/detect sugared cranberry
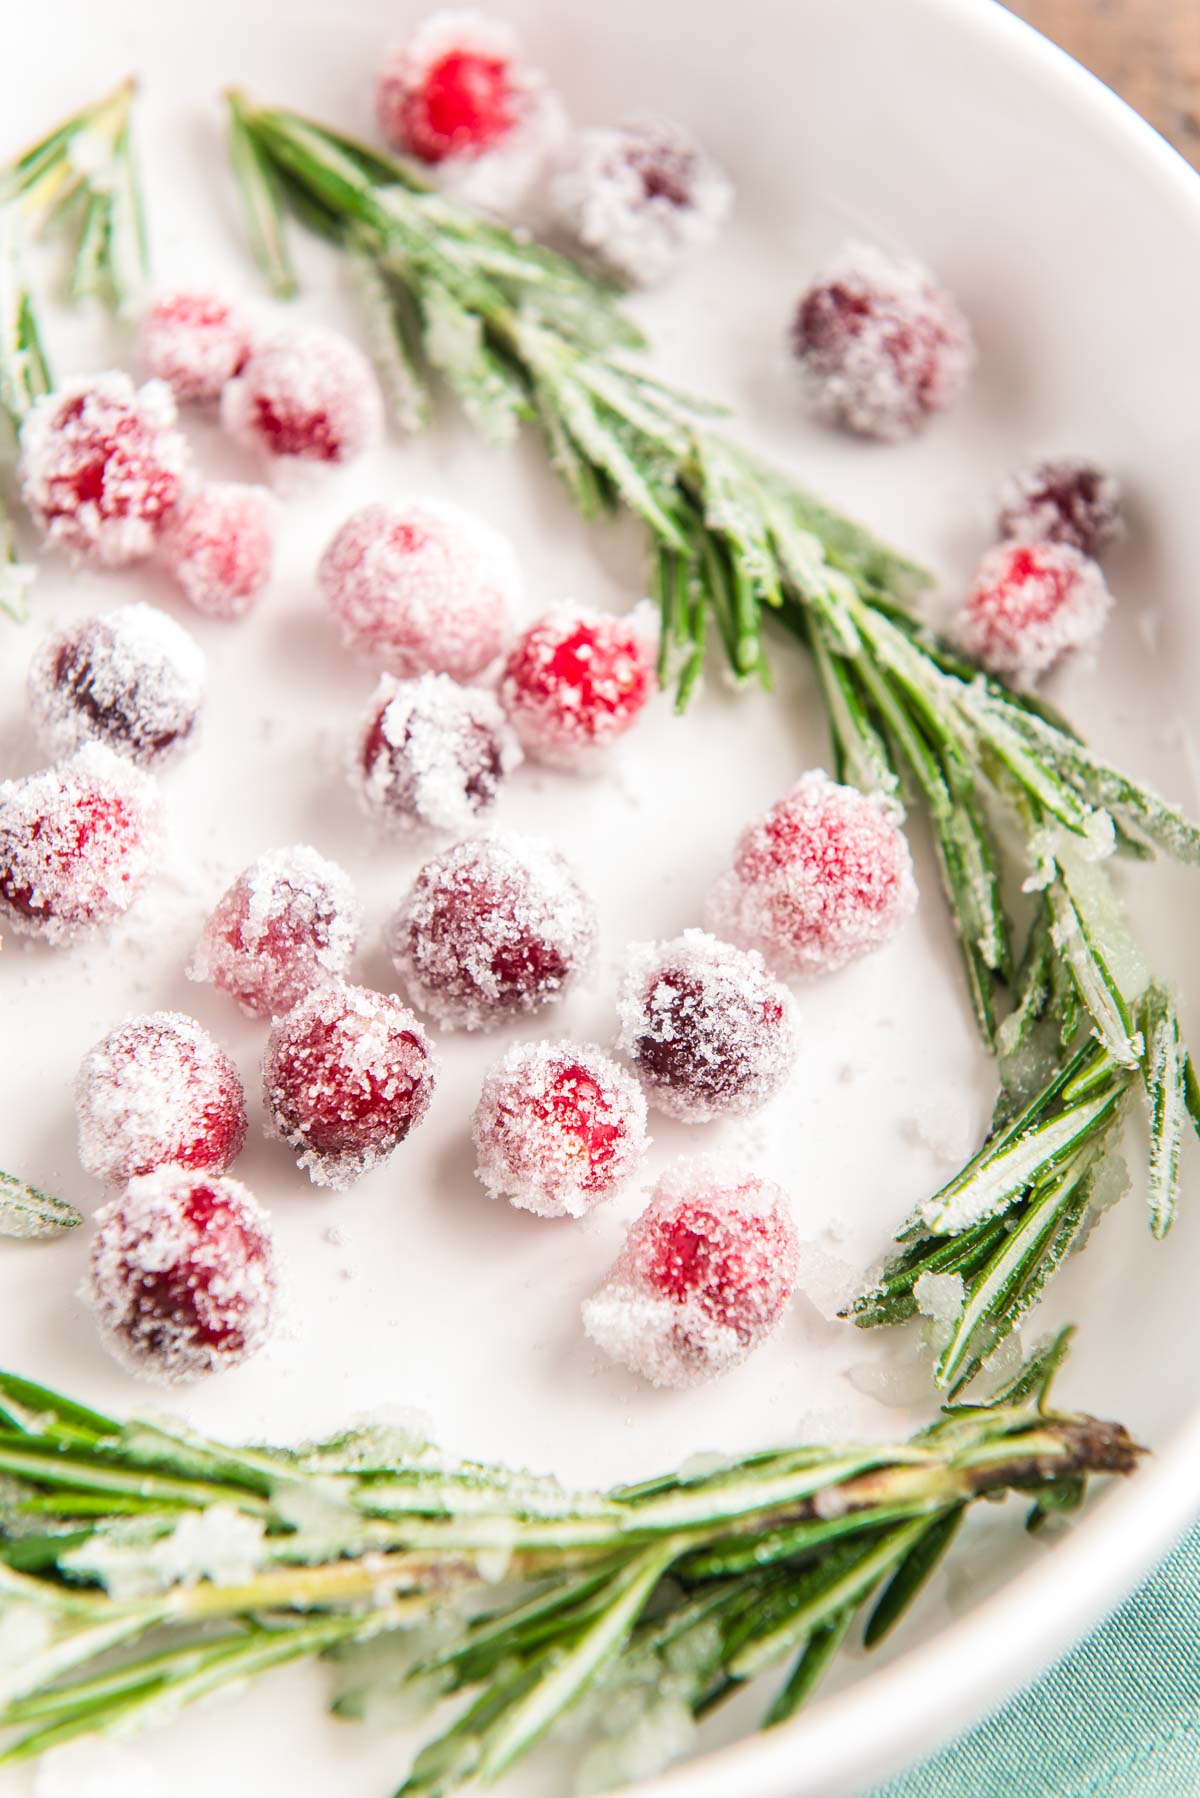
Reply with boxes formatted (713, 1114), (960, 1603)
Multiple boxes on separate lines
(139, 290), (253, 404)
(498, 603), (658, 767)
(221, 324), (383, 467)
(582, 1162), (798, 1386)
(263, 981), (436, 1188)
(387, 833), (597, 1030)
(84, 1168), (276, 1383)
(76, 1012), (247, 1185)
(617, 929), (798, 1122)
(552, 118), (733, 287)
(189, 844), (361, 1020)
(708, 772), (917, 976)
(790, 243), (974, 441)
(376, 13), (566, 217)
(319, 500), (520, 681)
(18, 374), (190, 566)
(27, 603), (205, 770)
(996, 457), (1123, 559)
(0, 744), (160, 944)
(957, 540), (1112, 685)
(353, 671), (521, 835)
(382, 46), (513, 161)
(472, 1040), (648, 1218)
(161, 483), (277, 620)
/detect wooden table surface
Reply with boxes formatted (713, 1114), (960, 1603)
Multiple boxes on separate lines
(1006, 0), (1200, 167)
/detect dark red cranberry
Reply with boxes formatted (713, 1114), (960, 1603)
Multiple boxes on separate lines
(263, 982), (436, 1188)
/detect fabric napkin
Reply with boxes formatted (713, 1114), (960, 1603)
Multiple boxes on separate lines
(868, 1517), (1200, 1797)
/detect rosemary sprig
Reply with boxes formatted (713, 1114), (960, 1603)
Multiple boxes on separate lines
(0, 1340), (1138, 1786)
(223, 98), (1200, 1383)
(0, 1173), (81, 1241)
(0, 501), (33, 625)
(2, 77), (149, 314)
(0, 211), (50, 621)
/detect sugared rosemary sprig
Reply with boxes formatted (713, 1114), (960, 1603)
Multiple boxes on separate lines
(224, 98), (1200, 1384)
(0, 1173), (80, 1240)
(0, 212), (50, 620)
(786, 588), (1200, 1387)
(2, 77), (148, 314)
(0, 1339), (1138, 1787)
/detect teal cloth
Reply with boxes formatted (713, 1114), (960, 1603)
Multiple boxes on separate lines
(869, 1519), (1200, 1797)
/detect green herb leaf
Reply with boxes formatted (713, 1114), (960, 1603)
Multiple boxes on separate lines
(0, 1172), (81, 1240)
(1140, 985), (1187, 1238)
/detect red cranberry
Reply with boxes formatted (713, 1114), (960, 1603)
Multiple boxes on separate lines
(708, 772), (917, 977)
(318, 500), (520, 681)
(18, 373), (190, 566)
(189, 844), (361, 1020)
(76, 1012), (247, 1186)
(617, 929), (798, 1121)
(221, 325), (382, 466)
(377, 15), (532, 162)
(791, 243), (974, 441)
(263, 982), (436, 1188)
(85, 1169), (276, 1383)
(582, 1163), (798, 1386)
(354, 672), (521, 835)
(397, 49), (514, 161)
(957, 540), (1112, 685)
(0, 745), (160, 943)
(387, 833), (597, 1031)
(996, 457), (1123, 558)
(472, 1040), (648, 1217)
(27, 603), (205, 770)
(139, 290), (253, 404)
(162, 483), (277, 621)
(498, 604), (658, 766)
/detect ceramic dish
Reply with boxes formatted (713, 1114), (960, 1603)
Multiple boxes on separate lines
(3, 1), (1200, 1793)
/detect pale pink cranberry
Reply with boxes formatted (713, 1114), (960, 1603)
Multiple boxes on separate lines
(162, 483), (277, 621)
(319, 500), (520, 681)
(0, 744), (160, 944)
(386, 833), (597, 1031)
(84, 1168), (276, 1383)
(221, 324), (383, 467)
(76, 1012), (247, 1185)
(552, 117), (733, 286)
(263, 982), (436, 1188)
(19, 374), (190, 566)
(498, 603), (658, 767)
(189, 845), (361, 1020)
(472, 1040), (648, 1218)
(582, 1162), (798, 1386)
(616, 929), (798, 1122)
(957, 540), (1112, 685)
(707, 772), (917, 976)
(139, 290), (253, 404)
(27, 603), (205, 770)
(791, 243), (974, 441)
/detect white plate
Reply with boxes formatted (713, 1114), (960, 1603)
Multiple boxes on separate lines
(3, 1), (1200, 1794)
